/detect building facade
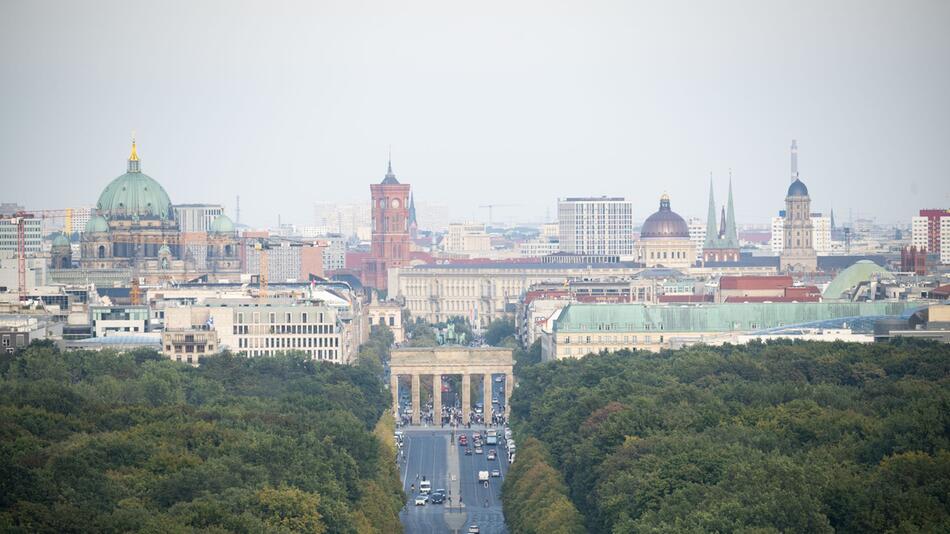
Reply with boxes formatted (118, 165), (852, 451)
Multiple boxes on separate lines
(391, 261), (644, 328)
(0, 218), (42, 254)
(558, 197), (634, 257)
(444, 223), (492, 256)
(363, 160), (411, 290)
(542, 301), (919, 360)
(637, 194), (694, 269)
(164, 298), (355, 363)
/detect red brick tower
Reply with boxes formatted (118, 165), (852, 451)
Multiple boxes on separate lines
(363, 159), (411, 291)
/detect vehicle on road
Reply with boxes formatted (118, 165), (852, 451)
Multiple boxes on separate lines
(474, 446), (483, 454)
(468, 525), (480, 533)
(491, 469), (501, 477)
(465, 447), (473, 455)
(420, 480), (431, 494)
(430, 491), (446, 504)
(487, 450), (496, 460)
(414, 494), (427, 506)
(494, 375), (504, 382)
(478, 470), (490, 483)
(486, 429), (497, 445)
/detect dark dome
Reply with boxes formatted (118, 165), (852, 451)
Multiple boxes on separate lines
(641, 194), (689, 239)
(787, 178), (809, 197)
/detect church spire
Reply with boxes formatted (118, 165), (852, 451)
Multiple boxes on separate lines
(704, 173), (718, 247)
(127, 133), (141, 173)
(382, 147), (399, 184)
(724, 170), (738, 247)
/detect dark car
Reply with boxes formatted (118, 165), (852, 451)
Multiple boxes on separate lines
(430, 491), (446, 504)
(465, 447), (473, 455)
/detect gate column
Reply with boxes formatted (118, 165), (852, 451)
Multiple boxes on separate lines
(433, 372), (442, 426)
(462, 373), (471, 426)
(411, 373), (421, 425)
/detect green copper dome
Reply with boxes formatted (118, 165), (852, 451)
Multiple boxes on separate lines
(210, 214), (235, 234)
(95, 142), (173, 219)
(85, 215), (109, 233)
(51, 233), (70, 248)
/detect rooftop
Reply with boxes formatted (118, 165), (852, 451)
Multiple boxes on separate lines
(553, 301), (920, 334)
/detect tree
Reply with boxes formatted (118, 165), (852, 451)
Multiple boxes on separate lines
(485, 317), (516, 346)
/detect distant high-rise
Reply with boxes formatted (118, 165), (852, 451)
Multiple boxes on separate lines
(558, 197), (633, 257)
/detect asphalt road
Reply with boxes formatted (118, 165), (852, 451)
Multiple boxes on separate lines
(399, 428), (509, 534)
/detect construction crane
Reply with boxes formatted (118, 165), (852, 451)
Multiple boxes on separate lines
(478, 203), (521, 226)
(0, 212), (35, 301)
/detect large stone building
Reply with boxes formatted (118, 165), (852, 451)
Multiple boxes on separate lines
(637, 194), (695, 269)
(558, 196), (634, 257)
(391, 260), (643, 328)
(164, 298), (358, 364)
(541, 301), (920, 360)
(77, 140), (241, 282)
(363, 160), (411, 290)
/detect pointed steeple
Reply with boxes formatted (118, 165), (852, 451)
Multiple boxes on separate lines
(830, 208), (836, 230)
(127, 134), (141, 173)
(704, 174), (718, 247)
(408, 193), (417, 226)
(724, 171), (738, 247)
(382, 148), (399, 184)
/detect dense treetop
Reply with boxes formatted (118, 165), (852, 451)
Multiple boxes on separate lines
(0, 344), (403, 533)
(507, 339), (950, 533)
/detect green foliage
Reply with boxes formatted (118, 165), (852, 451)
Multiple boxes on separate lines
(484, 317), (516, 346)
(502, 437), (585, 534)
(405, 318), (438, 347)
(507, 340), (950, 533)
(0, 345), (403, 532)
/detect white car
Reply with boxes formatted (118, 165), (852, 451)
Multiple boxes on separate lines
(468, 525), (480, 533)
(414, 494), (427, 506)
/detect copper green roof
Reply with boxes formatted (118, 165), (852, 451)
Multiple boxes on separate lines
(210, 214), (235, 234)
(96, 145), (173, 220)
(823, 260), (893, 299)
(51, 233), (70, 247)
(84, 215), (109, 233)
(553, 301), (918, 334)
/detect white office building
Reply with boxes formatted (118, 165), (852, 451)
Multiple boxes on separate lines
(688, 217), (706, 258)
(558, 197), (634, 257)
(0, 218), (42, 253)
(941, 216), (950, 265)
(812, 215), (832, 254)
(444, 223), (492, 256)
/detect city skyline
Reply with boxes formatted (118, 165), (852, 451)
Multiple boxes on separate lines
(3, 1), (949, 227)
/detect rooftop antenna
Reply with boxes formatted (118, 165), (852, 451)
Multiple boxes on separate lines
(236, 195), (241, 225)
(790, 139), (798, 183)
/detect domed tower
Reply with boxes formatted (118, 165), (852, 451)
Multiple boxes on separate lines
(50, 233), (72, 269)
(638, 193), (694, 269)
(207, 214), (240, 273)
(82, 138), (179, 269)
(81, 214), (113, 268)
(780, 141), (817, 272)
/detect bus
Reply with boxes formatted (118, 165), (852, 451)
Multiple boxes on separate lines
(486, 429), (497, 445)
(420, 480), (431, 495)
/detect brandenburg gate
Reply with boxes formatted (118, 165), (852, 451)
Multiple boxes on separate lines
(390, 346), (514, 425)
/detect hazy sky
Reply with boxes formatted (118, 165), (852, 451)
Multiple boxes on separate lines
(2, 0), (948, 228)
